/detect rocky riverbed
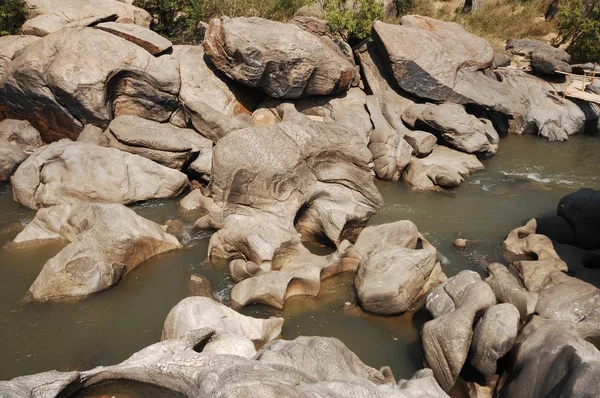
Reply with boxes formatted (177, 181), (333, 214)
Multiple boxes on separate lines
(1, 1), (600, 397)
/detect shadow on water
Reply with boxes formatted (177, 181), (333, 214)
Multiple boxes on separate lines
(0, 134), (599, 393)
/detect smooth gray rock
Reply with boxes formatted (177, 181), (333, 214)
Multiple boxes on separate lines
(11, 141), (188, 209)
(530, 52), (572, 75)
(505, 38), (571, 62)
(558, 188), (600, 249)
(22, 0), (151, 37)
(354, 220), (420, 257)
(0, 27), (180, 142)
(203, 17), (356, 99)
(12, 203), (181, 301)
(0, 35), (40, 78)
(0, 119), (43, 181)
(95, 22), (172, 55)
(484, 263), (538, 321)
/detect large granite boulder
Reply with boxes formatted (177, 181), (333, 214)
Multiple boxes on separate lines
(11, 203), (181, 301)
(372, 17), (494, 103)
(95, 22), (172, 55)
(22, 0), (151, 37)
(0, 35), (40, 79)
(203, 17), (356, 99)
(99, 115), (213, 170)
(0, 119), (43, 181)
(498, 317), (600, 398)
(0, 27), (180, 142)
(162, 296), (283, 352)
(0, 328), (449, 397)
(557, 188), (600, 250)
(506, 38), (571, 75)
(11, 141), (188, 209)
(423, 271), (497, 391)
(402, 145), (484, 190)
(484, 263), (538, 321)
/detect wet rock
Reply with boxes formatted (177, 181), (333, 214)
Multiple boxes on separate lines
(484, 263), (538, 321)
(0, 35), (40, 78)
(22, 0), (151, 37)
(453, 238), (468, 250)
(469, 303), (520, 380)
(162, 296), (283, 347)
(355, 246), (444, 314)
(557, 188), (600, 250)
(0, 27), (180, 142)
(187, 274), (216, 300)
(403, 145), (484, 191)
(99, 115), (212, 170)
(12, 203), (181, 301)
(373, 17), (493, 102)
(423, 270), (496, 391)
(498, 316), (600, 398)
(95, 22), (172, 55)
(503, 219), (568, 292)
(11, 141), (188, 209)
(415, 103), (497, 155)
(0, 119), (43, 182)
(203, 17), (355, 99)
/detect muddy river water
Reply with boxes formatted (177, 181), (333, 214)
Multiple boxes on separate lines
(1, 134), (599, 396)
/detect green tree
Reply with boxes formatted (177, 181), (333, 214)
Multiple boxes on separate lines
(0, 0), (27, 36)
(326, 0), (383, 42)
(133, 0), (204, 44)
(557, 0), (600, 62)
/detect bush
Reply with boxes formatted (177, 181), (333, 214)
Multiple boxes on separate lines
(0, 0), (27, 36)
(134, 0), (306, 44)
(326, 0), (383, 42)
(557, 0), (600, 62)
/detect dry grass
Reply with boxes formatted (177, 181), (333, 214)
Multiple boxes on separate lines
(399, 0), (558, 52)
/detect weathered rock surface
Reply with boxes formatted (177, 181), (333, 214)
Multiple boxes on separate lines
(0, 119), (43, 181)
(469, 303), (520, 380)
(373, 17), (493, 102)
(415, 103), (497, 154)
(423, 271), (496, 391)
(484, 263), (538, 320)
(187, 274), (216, 299)
(0, 27), (180, 141)
(99, 115), (212, 170)
(203, 17), (356, 99)
(11, 141), (188, 209)
(162, 296), (283, 349)
(506, 38), (571, 76)
(12, 203), (181, 301)
(498, 317), (600, 398)
(22, 0), (151, 37)
(356, 246), (443, 314)
(530, 52), (572, 74)
(557, 188), (600, 250)
(403, 145), (484, 190)
(0, 35), (40, 78)
(354, 220), (420, 258)
(95, 22), (172, 55)
(0, 328), (449, 397)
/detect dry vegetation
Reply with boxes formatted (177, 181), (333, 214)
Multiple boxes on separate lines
(402, 0), (557, 51)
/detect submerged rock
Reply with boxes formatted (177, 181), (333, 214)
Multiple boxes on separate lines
(0, 27), (180, 141)
(203, 17), (355, 99)
(12, 203), (181, 301)
(22, 0), (151, 37)
(11, 141), (188, 209)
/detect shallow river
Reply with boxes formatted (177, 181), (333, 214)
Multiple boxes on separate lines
(1, 134), (599, 396)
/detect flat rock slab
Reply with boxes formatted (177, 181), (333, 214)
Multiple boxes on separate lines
(204, 16), (356, 99)
(96, 22), (172, 55)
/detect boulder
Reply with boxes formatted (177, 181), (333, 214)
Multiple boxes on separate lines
(99, 115), (213, 170)
(187, 274), (216, 299)
(484, 263), (538, 321)
(75, 124), (103, 144)
(162, 296), (283, 347)
(557, 188), (600, 249)
(353, 220), (420, 257)
(469, 303), (520, 380)
(0, 119), (43, 181)
(498, 317), (600, 398)
(355, 246), (444, 314)
(291, 16), (329, 37)
(95, 22), (172, 55)
(0, 35), (40, 78)
(372, 17), (493, 102)
(402, 145), (484, 190)
(203, 17), (356, 99)
(492, 53), (511, 68)
(415, 103), (497, 154)
(505, 38), (571, 62)
(11, 140), (188, 209)
(0, 27), (180, 142)
(423, 271), (497, 391)
(12, 203), (181, 301)
(530, 52), (572, 75)
(22, 0), (151, 37)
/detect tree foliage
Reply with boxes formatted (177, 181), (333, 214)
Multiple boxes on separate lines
(325, 0), (383, 42)
(0, 0), (27, 36)
(557, 0), (600, 62)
